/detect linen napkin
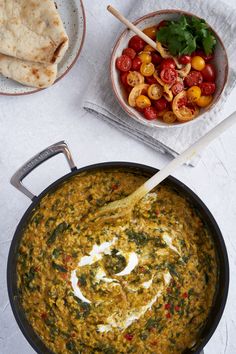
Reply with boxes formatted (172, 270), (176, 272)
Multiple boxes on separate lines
(84, 0), (236, 165)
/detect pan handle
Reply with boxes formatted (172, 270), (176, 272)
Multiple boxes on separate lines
(10, 141), (77, 200)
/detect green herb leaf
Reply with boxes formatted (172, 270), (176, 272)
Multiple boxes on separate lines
(52, 261), (67, 273)
(47, 222), (68, 245)
(126, 229), (149, 246)
(157, 15), (216, 56)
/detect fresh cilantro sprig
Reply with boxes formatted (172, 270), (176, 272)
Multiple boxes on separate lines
(157, 15), (217, 56)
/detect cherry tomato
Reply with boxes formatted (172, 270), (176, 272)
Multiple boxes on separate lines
(138, 52), (152, 64)
(151, 52), (162, 65)
(201, 64), (216, 82)
(156, 20), (168, 31)
(194, 50), (214, 62)
(185, 71), (203, 87)
(124, 333), (134, 341)
(116, 55), (132, 72)
(143, 26), (157, 40)
(160, 58), (176, 71)
(146, 75), (157, 85)
(147, 84), (163, 100)
(132, 57), (142, 71)
(179, 55), (191, 65)
(122, 47), (136, 60)
(163, 111), (177, 124)
(127, 71), (144, 86)
(196, 95), (213, 107)
(172, 82), (184, 96)
(200, 82), (216, 96)
(143, 106), (158, 120)
(120, 72), (129, 86)
(140, 62), (155, 77)
(154, 97), (168, 111)
(187, 86), (201, 102)
(160, 68), (177, 84)
(128, 84), (149, 107)
(143, 44), (156, 52)
(136, 95), (151, 109)
(172, 91), (199, 122)
(191, 56), (206, 71)
(128, 35), (145, 53)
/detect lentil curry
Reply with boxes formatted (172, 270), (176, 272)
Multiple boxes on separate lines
(17, 169), (217, 354)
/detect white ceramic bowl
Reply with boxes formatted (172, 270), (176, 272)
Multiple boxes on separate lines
(110, 10), (229, 128)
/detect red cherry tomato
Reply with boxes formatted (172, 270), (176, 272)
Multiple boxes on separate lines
(177, 96), (188, 108)
(132, 57), (142, 71)
(157, 20), (168, 31)
(128, 35), (145, 53)
(179, 55), (191, 65)
(194, 50), (214, 62)
(120, 72), (129, 86)
(122, 47), (136, 60)
(160, 58), (176, 70)
(116, 55), (132, 72)
(151, 52), (162, 65)
(154, 97), (168, 111)
(201, 64), (216, 82)
(146, 75), (157, 85)
(200, 82), (216, 95)
(124, 334), (134, 341)
(185, 71), (203, 87)
(172, 82), (184, 96)
(143, 106), (158, 120)
(160, 68), (177, 84)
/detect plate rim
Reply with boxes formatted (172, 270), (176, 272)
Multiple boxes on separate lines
(0, 0), (86, 96)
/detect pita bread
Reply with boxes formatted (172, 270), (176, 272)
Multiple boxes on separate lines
(0, 0), (69, 64)
(0, 54), (57, 88)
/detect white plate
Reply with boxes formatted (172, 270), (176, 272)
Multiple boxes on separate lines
(0, 0), (86, 96)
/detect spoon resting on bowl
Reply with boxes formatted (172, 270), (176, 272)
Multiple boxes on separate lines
(94, 111), (236, 223)
(107, 5), (180, 65)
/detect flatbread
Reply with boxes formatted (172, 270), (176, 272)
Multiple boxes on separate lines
(0, 0), (69, 64)
(0, 54), (58, 88)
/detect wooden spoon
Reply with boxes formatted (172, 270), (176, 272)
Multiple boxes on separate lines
(107, 5), (180, 65)
(107, 5), (157, 51)
(95, 111), (236, 223)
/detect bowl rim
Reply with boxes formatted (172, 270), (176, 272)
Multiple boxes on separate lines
(110, 9), (229, 128)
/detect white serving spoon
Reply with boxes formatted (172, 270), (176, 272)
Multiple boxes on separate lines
(95, 111), (236, 223)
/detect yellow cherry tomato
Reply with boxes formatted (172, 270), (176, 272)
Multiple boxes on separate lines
(143, 44), (156, 53)
(196, 95), (213, 107)
(143, 26), (157, 40)
(138, 52), (152, 64)
(136, 95), (151, 109)
(148, 84), (163, 100)
(127, 71), (144, 87)
(128, 84), (149, 107)
(187, 86), (202, 102)
(140, 62), (155, 77)
(163, 111), (177, 124)
(191, 56), (206, 71)
(172, 91), (199, 122)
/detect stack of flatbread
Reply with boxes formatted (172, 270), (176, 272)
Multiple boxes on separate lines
(0, 0), (69, 88)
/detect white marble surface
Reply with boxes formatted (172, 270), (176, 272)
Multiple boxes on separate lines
(0, 1), (236, 353)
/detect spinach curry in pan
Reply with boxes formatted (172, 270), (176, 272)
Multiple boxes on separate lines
(17, 169), (217, 354)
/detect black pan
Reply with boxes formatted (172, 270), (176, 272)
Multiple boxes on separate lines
(7, 141), (229, 354)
